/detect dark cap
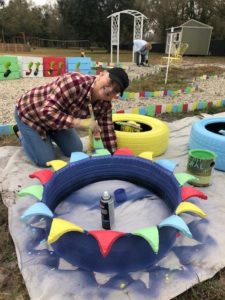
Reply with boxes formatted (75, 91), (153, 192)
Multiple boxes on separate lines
(108, 67), (129, 96)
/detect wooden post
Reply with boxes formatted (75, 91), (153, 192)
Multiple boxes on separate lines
(165, 27), (174, 85)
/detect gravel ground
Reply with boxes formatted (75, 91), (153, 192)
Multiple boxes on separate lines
(0, 64), (225, 124)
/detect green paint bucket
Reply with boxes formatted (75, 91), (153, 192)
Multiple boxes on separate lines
(187, 149), (216, 187)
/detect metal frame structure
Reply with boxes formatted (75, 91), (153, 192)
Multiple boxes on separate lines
(107, 10), (147, 63)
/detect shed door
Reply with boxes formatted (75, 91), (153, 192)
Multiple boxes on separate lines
(166, 32), (181, 54)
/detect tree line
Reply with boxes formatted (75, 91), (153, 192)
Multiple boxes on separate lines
(0, 0), (225, 47)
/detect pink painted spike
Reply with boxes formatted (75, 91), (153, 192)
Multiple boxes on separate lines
(29, 169), (54, 184)
(181, 186), (208, 201)
(89, 230), (125, 257)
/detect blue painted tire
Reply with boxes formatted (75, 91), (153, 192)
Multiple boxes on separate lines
(189, 117), (225, 171)
(43, 156), (181, 273)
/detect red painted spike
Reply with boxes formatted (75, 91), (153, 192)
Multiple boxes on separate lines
(29, 169), (54, 184)
(181, 186), (208, 201)
(114, 148), (134, 156)
(89, 230), (125, 257)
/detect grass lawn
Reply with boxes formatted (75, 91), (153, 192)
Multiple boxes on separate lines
(1, 47), (225, 299)
(127, 64), (225, 92)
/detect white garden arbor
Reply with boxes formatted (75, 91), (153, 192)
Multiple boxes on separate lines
(107, 10), (148, 64)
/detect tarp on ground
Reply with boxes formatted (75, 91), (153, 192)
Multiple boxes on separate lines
(1, 113), (225, 300)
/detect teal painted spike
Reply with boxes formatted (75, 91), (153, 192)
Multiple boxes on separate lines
(175, 173), (198, 186)
(17, 185), (44, 201)
(70, 152), (89, 163)
(159, 215), (192, 238)
(20, 202), (54, 220)
(155, 159), (178, 172)
(93, 138), (104, 149)
(133, 226), (159, 253)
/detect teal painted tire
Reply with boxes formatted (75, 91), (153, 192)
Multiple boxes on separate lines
(189, 117), (225, 171)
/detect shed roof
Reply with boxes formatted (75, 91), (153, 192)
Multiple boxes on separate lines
(166, 19), (213, 31)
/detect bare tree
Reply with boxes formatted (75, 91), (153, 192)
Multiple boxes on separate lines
(138, 0), (225, 41)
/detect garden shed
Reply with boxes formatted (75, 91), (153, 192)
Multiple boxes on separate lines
(165, 19), (213, 55)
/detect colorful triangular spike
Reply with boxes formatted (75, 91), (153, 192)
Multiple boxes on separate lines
(155, 159), (178, 172)
(46, 160), (68, 171)
(48, 218), (84, 244)
(89, 230), (125, 257)
(175, 202), (207, 218)
(70, 152), (89, 163)
(181, 186), (208, 201)
(20, 202), (54, 220)
(17, 185), (43, 201)
(93, 138), (104, 149)
(114, 148), (134, 156)
(133, 226), (159, 253)
(29, 169), (54, 184)
(138, 151), (153, 161)
(175, 173), (198, 186)
(92, 149), (111, 157)
(159, 215), (192, 238)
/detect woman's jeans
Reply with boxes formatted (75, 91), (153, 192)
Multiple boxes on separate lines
(15, 109), (83, 167)
(136, 46), (149, 65)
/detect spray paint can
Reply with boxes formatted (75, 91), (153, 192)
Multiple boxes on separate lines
(100, 191), (115, 230)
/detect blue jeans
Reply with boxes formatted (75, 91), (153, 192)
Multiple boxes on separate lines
(15, 109), (83, 167)
(136, 46), (149, 65)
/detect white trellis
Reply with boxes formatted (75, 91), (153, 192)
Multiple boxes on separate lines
(107, 10), (148, 64)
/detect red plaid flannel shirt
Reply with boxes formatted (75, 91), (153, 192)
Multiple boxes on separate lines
(16, 72), (117, 153)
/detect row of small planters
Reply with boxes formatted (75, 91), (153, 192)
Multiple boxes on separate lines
(1, 98), (225, 137)
(114, 98), (225, 116)
(121, 86), (198, 100)
(0, 55), (126, 80)
(121, 74), (225, 101)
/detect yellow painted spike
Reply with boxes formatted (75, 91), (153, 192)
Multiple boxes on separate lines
(138, 151), (154, 161)
(46, 160), (68, 171)
(48, 218), (84, 244)
(175, 202), (207, 218)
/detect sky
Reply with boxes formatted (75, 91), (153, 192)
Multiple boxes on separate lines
(31, 0), (53, 5)
(4, 0), (56, 6)
(31, 0), (56, 5)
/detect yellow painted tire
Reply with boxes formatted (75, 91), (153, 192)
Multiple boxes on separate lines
(113, 114), (169, 156)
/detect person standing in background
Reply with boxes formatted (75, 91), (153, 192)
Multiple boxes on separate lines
(80, 48), (86, 57)
(133, 39), (152, 66)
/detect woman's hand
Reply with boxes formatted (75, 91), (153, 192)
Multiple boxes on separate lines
(73, 118), (101, 135)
